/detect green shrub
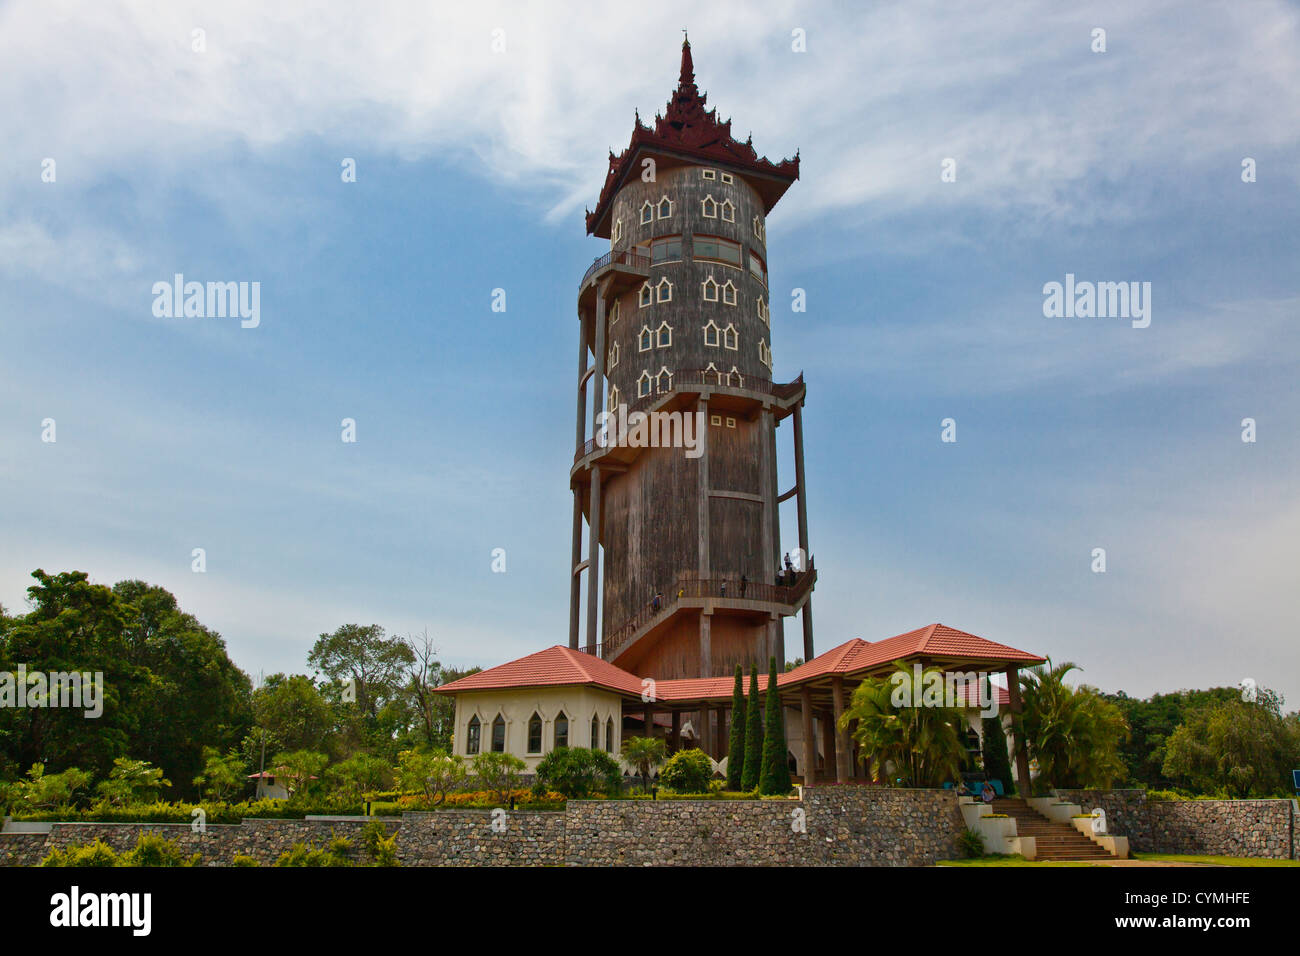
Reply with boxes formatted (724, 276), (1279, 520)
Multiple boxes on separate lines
(120, 833), (200, 867)
(956, 828), (985, 859)
(741, 668), (763, 790)
(274, 841), (351, 867)
(532, 747), (622, 799)
(40, 839), (121, 867)
(230, 854), (260, 867)
(659, 748), (713, 794)
(726, 665), (747, 790)
(759, 657), (793, 795)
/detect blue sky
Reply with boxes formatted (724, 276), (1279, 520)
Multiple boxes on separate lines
(1, 1), (1298, 705)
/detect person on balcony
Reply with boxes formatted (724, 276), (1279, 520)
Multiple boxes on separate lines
(740, 574), (748, 597)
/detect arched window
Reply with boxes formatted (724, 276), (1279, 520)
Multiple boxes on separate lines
(701, 276), (719, 302)
(527, 713), (543, 754)
(656, 277), (673, 303)
(554, 712), (569, 749)
(490, 714), (506, 753)
(638, 371), (652, 397)
(723, 324), (739, 350)
(613, 218), (623, 244)
(756, 296), (768, 324)
(466, 714), (481, 755)
(703, 320), (720, 347)
(657, 195), (673, 219)
(700, 195), (718, 219)
(640, 200), (654, 225)
(656, 321), (672, 348)
(607, 384), (620, 414)
(591, 714), (600, 748)
(720, 199), (735, 223)
(656, 366), (673, 394)
(608, 342), (619, 369)
(729, 366), (745, 388)
(605, 717), (615, 752)
(706, 361), (723, 385)
(610, 300), (620, 326)
(721, 280), (737, 306)
(759, 339), (772, 370)
(752, 215), (765, 241)
(639, 282), (653, 308)
(639, 326), (653, 352)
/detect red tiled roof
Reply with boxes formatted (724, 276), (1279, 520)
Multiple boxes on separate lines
(434, 626), (1042, 704)
(434, 645), (646, 698)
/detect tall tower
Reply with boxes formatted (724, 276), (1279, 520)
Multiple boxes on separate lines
(569, 38), (815, 681)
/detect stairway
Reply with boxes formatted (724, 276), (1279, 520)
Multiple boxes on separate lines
(991, 797), (1119, 862)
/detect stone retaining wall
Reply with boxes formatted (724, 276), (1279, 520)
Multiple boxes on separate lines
(3, 787), (965, 867)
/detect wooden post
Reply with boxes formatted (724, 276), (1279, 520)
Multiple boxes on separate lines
(644, 705), (653, 738)
(671, 710), (681, 753)
(585, 466), (601, 654)
(820, 712), (836, 784)
(1006, 665), (1031, 796)
(792, 402), (814, 662)
(800, 685), (816, 787)
(699, 611), (712, 677)
(569, 491), (583, 649)
(831, 676), (851, 783)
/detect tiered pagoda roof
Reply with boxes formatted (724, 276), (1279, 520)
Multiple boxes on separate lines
(584, 38), (800, 238)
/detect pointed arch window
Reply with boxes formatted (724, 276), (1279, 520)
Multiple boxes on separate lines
(757, 295), (768, 324)
(729, 366), (745, 388)
(657, 195), (673, 219)
(638, 371), (652, 398)
(638, 326), (653, 352)
(656, 321), (672, 348)
(491, 714), (506, 753)
(752, 215), (765, 241)
(720, 199), (736, 223)
(613, 218), (623, 244)
(605, 717), (615, 752)
(639, 282), (653, 308)
(466, 714), (481, 755)
(610, 299), (620, 326)
(721, 280), (738, 306)
(701, 276), (719, 302)
(640, 200), (654, 225)
(590, 714), (601, 748)
(700, 195), (718, 219)
(656, 366), (673, 394)
(758, 339), (772, 370)
(527, 712), (543, 754)
(554, 711), (569, 749)
(705, 361), (724, 385)
(723, 324), (739, 350)
(656, 277), (673, 303)
(608, 341), (620, 369)
(703, 320), (720, 348)
(607, 384), (620, 414)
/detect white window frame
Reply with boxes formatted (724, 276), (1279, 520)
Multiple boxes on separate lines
(702, 168), (717, 181)
(723, 324), (739, 350)
(613, 218), (623, 244)
(657, 195), (673, 219)
(608, 384), (620, 412)
(656, 277), (673, 303)
(637, 371), (652, 397)
(610, 299), (620, 326)
(720, 199), (735, 223)
(656, 366), (673, 394)
(703, 320), (720, 347)
(701, 276), (719, 302)
(700, 195), (718, 219)
(608, 342), (620, 369)
(640, 200), (654, 225)
(656, 321), (672, 348)
(757, 296), (768, 324)
(720, 172), (734, 185)
(721, 280), (737, 306)
(638, 325), (653, 353)
(759, 338), (771, 370)
(639, 282), (653, 308)
(753, 215), (764, 241)
(729, 366), (745, 388)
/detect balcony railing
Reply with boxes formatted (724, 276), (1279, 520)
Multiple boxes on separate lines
(603, 564), (816, 658)
(579, 250), (651, 290)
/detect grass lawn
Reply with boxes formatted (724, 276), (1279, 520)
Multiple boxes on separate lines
(938, 855), (1094, 867)
(1131, 852), (1300, 867)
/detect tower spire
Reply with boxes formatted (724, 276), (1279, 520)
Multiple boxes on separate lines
(679, 33), (694, 88)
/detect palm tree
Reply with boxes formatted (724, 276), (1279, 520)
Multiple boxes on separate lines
(620, 736), (667, 790)
(838, 661), (966, 787)
(1015, 658), (1128, 791)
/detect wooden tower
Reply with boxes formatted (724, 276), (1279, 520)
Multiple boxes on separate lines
(569, 38), (815, 683)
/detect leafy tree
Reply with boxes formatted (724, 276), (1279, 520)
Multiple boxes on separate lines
(981, 713), (1015, 795)
(470, 751), (526, 804)
(6, 763), (93, 812)
(1104, 687), (1240, 789)
(1162, 689), (1300, 797)
(270, 749), (329, 798)
(659, 748), (713, 793)
(395, 748), (465, 805)
(251, 675), (334, 758)
(94, 757), (171, 806)
(192, 747), (249, 801)
(534, 746), (623, 798)
(740, 667), (764, 790)
(620, 736), (666, 790)
(326, 752), (393, 802)
(759, 657), (793, 794)
(308, 624), (413, 722)
(839, 661), (965, 787)
(726, 665), (746, 790)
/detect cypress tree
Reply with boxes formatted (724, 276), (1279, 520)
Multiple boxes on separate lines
(726, 664), (746, 790)
(740, 666), (763, 791)
(981, 681), (1015, 794)
(759, 656), (793, 794)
